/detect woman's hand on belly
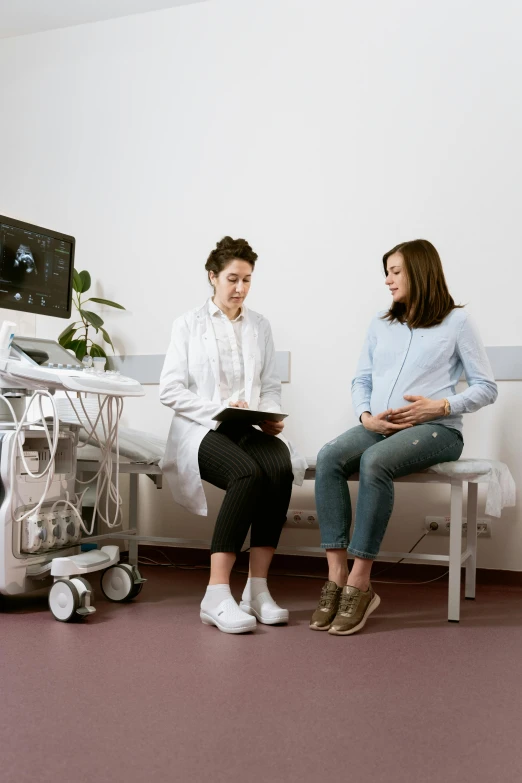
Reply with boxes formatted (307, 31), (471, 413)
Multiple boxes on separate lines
(361, 410), (413, 435)
(260, 421), (285, 436)
(388, 395), (446, 426)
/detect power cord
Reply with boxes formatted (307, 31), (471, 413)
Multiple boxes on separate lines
(371, 531), (428, 578)
(138, 550), (208, 571)
(372, 529), (450, 585)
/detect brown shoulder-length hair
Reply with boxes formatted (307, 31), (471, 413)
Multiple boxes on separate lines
(382, 239), (461, 328)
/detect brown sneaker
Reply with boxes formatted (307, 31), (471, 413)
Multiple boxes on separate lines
(309, 580), (343, 631)
(328, 584), (380, 636)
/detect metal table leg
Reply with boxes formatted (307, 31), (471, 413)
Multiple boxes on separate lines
(465, 482), (478, 600)
(128, 473), (139, 566)
(448, 480), (463, 622)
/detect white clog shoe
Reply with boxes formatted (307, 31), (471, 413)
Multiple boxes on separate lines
(240, 592), (289, 625)
(200, 597), (257, 634)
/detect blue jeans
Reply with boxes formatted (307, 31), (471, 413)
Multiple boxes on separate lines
(315, 424), (464, 559)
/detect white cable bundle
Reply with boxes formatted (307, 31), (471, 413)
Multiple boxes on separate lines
(0, 389), (125, 538)
(61, 393), (124, 535)
(0, 390), (60, 522)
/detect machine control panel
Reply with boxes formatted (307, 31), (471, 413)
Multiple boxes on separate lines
(1, 337), (145, 396)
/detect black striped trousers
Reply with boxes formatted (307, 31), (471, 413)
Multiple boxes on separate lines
(198, 422), (294, 554)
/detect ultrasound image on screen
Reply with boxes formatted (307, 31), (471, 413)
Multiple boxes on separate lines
(0, 220), (73, 317)
(3, 239), (43, 285)
(14, 244), (38, 275)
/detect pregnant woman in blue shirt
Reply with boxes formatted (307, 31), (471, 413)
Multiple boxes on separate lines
(310, 239), (497, 636)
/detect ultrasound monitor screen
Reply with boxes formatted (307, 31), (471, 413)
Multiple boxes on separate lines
(0, 215), (75, 318)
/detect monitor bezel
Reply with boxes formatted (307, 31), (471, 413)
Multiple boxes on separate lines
(0, 214), (76, 319)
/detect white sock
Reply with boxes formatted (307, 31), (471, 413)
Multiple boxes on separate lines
(242, 577), (269, 603)
(200, 584), (232, 612)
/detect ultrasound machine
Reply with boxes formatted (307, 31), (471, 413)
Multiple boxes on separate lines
(0, 215), (146, 621)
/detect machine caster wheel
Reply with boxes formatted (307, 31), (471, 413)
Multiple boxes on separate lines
(71, 577), (96, 617)
(121, 564), (145, 600)
(128, 581), (144, 600)
(49, 579), (80, 622)
(100, 564), (139, 602)
(74, 576), (95, 599)
(117, 564), (145, 600)
(49, 578), (95, 621)
(101, 564), (145, 602)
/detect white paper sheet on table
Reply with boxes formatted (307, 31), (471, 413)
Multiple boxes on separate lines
(426, 459), (516, 517)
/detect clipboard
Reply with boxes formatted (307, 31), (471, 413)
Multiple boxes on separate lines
(212, 406), (288, 425)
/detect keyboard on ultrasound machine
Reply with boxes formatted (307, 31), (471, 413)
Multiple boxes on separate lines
(2, 359), (145, 397)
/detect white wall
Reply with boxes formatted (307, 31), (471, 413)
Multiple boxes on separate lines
(1, 0), (521, 568)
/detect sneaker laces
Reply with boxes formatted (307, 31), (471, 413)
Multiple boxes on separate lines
(338, 590), (360, 617)
(318, 583), (339, 608)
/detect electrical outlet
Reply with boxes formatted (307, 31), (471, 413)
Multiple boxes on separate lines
(424, 516), (491, 537)
(285, 509), (318, 527)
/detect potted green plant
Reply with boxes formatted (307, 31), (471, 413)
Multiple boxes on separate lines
(58, 270), (125, 361)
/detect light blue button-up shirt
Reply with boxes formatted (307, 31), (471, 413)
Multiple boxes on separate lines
(351, 309), (498, 432)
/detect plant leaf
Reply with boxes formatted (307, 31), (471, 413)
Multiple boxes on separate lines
(86, 297), (125, 310)
(72, 269), (82, 293)
(79, 270), (91, 293)
(100, 327), (114, 350)
(90, 343), (107, 358)
(58, 323), (79, 344)
(66, 339), (88, 361)
(80, 309), (104, 329)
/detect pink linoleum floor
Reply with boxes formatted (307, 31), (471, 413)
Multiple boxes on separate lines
(2, 565), (522, 783)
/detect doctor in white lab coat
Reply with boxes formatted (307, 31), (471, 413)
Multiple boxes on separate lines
(159, 236), (306, 634)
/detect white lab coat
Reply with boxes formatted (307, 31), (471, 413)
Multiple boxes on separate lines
(159, 301), (307, 515)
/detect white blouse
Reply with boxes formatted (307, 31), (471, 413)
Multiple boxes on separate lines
(208, 298), (246, 403)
